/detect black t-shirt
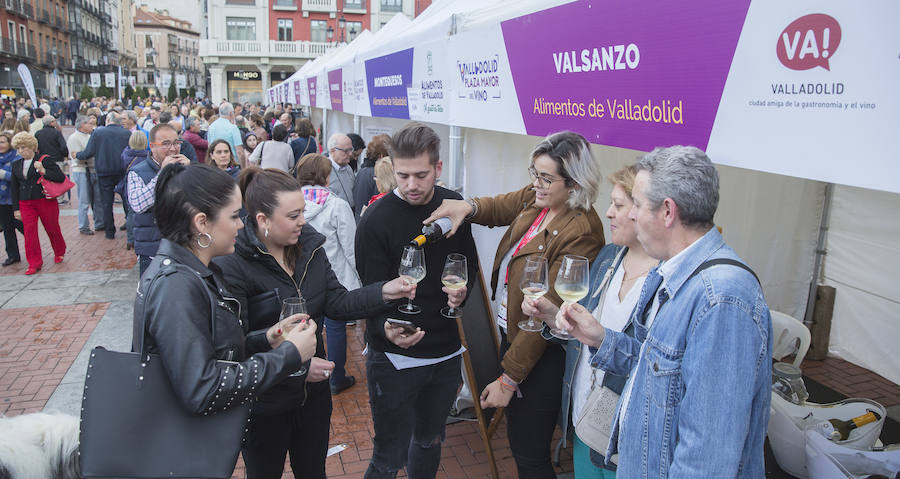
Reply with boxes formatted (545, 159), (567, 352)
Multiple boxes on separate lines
(356, 186), (479, 358)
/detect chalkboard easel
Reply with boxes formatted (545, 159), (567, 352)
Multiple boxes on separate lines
(456, 265), (504, 479)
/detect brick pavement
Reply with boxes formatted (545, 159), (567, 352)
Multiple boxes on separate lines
(0, 303), (109, 416)
(0, 204), (134, 276)
(800, 356), (900, 408)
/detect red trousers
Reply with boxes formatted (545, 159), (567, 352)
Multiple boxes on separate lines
(19, 198), (66, 269)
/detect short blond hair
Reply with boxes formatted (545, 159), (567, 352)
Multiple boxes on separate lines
(11, 131), (37, 151)
(607, 164), (638, 197)
(129, 130), (148, 150)
(374, 157), (396, 194)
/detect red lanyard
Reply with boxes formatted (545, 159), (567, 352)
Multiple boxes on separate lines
(505, 208), (549, 284)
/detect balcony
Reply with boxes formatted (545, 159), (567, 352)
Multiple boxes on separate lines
(0, 37), (14, 56)
(5, 0), (27, 17)
(343, 0), (365, 13)
(200, 39), (337, 59)
(39, 9), (51, 24)
(23, 2), (34, 17)
(302, 0), (337, 13)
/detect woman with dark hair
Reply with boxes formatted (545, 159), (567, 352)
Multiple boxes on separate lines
(249, 114), (268, 142)
(134, 163), (318, 474)
(9, 131), (67, 275)
(0, 132), (23, 266)
(207, 139), (241, 180)
(424, 131), (606, 478)
(295, 153), (359, 395)
(214, 167), (416, 479)
(248, 124), (294, 173)
(289, 118), (317, 161)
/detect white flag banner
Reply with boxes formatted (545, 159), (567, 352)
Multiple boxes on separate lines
(104, 72), (116, 87)
(90, 73), (101, 88)
(161, 74), (171, 89)
(176, 74), (186, 89)
(17, 64), (37, 106)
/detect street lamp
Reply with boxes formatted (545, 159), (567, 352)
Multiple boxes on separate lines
(326, 25), (334, 42)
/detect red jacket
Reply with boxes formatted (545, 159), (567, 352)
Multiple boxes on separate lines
(183, 130), (208, 163)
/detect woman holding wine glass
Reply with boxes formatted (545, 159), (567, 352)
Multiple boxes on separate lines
(522, 165), (659, 478)
(213, 167), (417, 479)
(423, 131), (605, 478)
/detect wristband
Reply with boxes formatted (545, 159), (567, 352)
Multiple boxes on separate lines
(497, 375), (516, 392)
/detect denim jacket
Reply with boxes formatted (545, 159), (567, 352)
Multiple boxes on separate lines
(591, 228), (771, 478)
(0, 150), (17, 205)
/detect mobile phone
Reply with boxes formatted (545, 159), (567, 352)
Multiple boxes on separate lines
(386, 318), (419, 335)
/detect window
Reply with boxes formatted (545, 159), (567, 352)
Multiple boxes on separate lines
(346, 21), (361, 41)
(145, 34), (152, 48)
(344, 0), (364, 9)
(310, 20), (327, 43)
(226, 17), (255, 41)
(380, 0), (401, 12)
(277, 19), (292, 41)
(274, 0), (294, 6)
(7, 22), (14, 43)
(21, 25), (27, 45)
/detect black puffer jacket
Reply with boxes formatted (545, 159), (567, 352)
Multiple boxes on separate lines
(214, 222), (390, 415)
(133, 239), (303, 415)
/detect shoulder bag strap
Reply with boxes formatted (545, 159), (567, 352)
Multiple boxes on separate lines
(687, 258), (760, 285)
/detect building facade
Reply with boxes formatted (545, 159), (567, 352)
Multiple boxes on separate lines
(133, 6), (203, 96)
(68, 0), (119, 95)
(117, 0), (137, 79)
(1, 0), (75, 99)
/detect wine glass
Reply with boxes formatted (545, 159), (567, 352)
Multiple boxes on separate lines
(398, 245), (426, 314)
(280, 297), (310, 376)
(440, 253), (468, 319)
(518, 256), (548, 332)
(551, 255), (589, 340)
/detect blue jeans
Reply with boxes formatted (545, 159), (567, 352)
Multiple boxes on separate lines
(324, 317), (348, 386)
(72, 170), (104, 231)
(364, 351), (461, 479)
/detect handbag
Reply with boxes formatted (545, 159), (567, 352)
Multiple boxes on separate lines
(79, 267), (251, 479)
(35, 155), (75, 199)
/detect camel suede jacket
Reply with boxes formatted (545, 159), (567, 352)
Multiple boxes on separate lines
(472, 184), (604, 383)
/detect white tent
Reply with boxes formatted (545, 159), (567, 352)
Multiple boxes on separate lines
(271, 0), (900, 384)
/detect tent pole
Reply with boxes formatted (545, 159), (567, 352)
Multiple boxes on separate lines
(449, 125), (463, 192)
(353, 114), (361, 135)
(803, 182), (834, 326)
(322, 107), (328, 149)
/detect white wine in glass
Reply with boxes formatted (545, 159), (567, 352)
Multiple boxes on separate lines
(551, 255), (589, 340)
(518, 256), (548, 332)
(280, 297), (310, 376)
(398, 245), (426, 314)
(440, 253), (468, 318)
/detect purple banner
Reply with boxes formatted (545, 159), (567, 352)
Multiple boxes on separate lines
(501, 0), (750, 151)
(307, 77), (317, 108)
(328, 69), (343, 112)
(365, 48), (414, 119)
(294, 80), (302, 104)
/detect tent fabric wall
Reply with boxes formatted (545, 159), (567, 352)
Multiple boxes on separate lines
(824, 185), (900, 385)
(459, 127), (822, 326)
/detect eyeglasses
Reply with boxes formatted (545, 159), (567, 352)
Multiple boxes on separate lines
(528, 166), (562, 188)
(153, 140), (183, 149)
(332, 147), (353, 154)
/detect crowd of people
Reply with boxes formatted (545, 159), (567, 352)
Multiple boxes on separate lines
(1, 92), (772, 479)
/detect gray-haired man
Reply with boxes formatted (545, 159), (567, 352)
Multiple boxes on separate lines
(67, 115), (103, 235)
(558, 146), (772, 477)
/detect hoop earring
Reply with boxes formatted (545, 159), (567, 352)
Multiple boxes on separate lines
(196, 232), (212, 249)
(264, 228), (269, 238)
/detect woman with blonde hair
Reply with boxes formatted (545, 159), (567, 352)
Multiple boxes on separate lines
(353, 133), (391, 216)
(360, 157), (394, 214)
(13, 119), (30, 135)
(9, 132), (67, 275)
(522, 164), (658, 478)
(424, 131), (606, 478)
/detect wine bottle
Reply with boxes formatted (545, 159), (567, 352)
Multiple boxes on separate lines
(828, 410), (882, 441)
(410, 217), (453, 246)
